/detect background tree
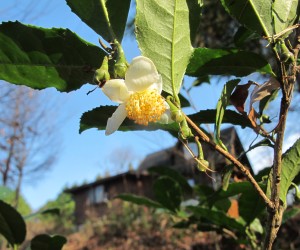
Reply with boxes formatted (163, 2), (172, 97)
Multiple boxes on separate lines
(0, 82), (60, 208)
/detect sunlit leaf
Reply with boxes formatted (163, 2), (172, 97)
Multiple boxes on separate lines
(279, 139), (300, 206)
(136, 0), (193, 95)
(66, 0), (131, 42)
(186, 48), (274, 78)
(0, 21), (105, 92)
(221, 0), (299, 37)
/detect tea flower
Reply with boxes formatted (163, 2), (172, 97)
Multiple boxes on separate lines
(102, 56), (167, 135)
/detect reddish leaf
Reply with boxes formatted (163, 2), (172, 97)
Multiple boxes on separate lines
(230, 82), (256, 113)
(248, 107), (259, 130)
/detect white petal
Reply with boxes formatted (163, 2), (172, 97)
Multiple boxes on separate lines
(105, 104), (127, 135)
(147, 74), (163, 94)
(102, 79), (130, 103)
(125, 56), (160, 92)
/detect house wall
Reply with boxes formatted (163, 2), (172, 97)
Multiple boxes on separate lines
(71, 174), (154, 225)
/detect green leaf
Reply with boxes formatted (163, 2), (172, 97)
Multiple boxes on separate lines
(272, 0), (300, 35)
(0, 21), (105, 92)
(215, 79), (240, 149)
(79, 106), (253, 134)
(66, 0), (131, 42)
(188, 109), (252, 128)
(221, 0), (299, 37)
(221, 0), (274, 37)
(279, 139), (300, 205)
(148, 166), (193, 194)
(79, 106), (180, 133)
(31, 234), (67, 250)
(186, 48), (274, 77)
(136, 0), (193, 95)
(116, 194), (162, 209)
(154, 176), (182, 212)
(0, 200), (26, 246)
(234, 26), (260, 48)
(188, 206), (246, 232)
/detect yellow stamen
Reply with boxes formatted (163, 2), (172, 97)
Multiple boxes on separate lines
(126, 90), (166, 125)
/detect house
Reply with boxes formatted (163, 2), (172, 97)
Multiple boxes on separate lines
(66, 127), (252, 225)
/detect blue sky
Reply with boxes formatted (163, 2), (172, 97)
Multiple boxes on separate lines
(1, 0), (299, 211)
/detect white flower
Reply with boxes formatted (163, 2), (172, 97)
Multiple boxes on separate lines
(102, 56), (167, 135)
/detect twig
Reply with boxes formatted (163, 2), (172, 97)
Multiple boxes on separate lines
(183, 114), (274, 210)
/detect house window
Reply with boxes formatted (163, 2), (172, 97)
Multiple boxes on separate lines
(87, 185), (107, 205)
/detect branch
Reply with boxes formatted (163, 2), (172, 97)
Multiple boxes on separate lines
(183, 114), (274, 210)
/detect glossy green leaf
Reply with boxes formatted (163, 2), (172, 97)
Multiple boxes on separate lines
(0, 21), (105, 92)
(188, 206), (246, 232)
(215, 79), (240, 149)
(279, 139), (300, 205)
(136, 0), (193, 95)
(80, 106), (253, 134)
(148, 166), (193, 193)
(66, 0), (131, 42)
(154, 176), (182, 212)
(116, 194), (162, 209)
(0, 200), (26, 246)
(31, 234), (67, 250)
(79, 106), (180, 133)
(188, 109), (252, 128)
(186, 48), (274, 77)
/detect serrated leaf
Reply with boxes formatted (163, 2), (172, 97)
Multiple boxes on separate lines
(188, 109), (252, 128)
(186, 48), (274, 77)
(79, 106), (180, 133)
(0, 200), (26, 246)
(66, 0), (131, 42)
(0, 21), (105, 92)
(272, 0), (300, 35)
(136, 0), (193, 95)
(279, 139), (300, 205)
(148, 166), (193, 194)
(154, 176), (182, 212)
(79, 107), (253, 134)
(215, 79), (240, 149)
(116, 194), (162, 209)
(31, 234), (67, 250)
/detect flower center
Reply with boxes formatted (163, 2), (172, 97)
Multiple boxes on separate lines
(125, 90), (166, 125)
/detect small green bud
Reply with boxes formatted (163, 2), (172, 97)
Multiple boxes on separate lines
(93, 56), (110, 86)
(197, 159), (210, 172)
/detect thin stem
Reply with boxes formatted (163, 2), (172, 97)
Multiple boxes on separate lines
(183, 114), (274, 210)
(264, 28), (299, 249)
